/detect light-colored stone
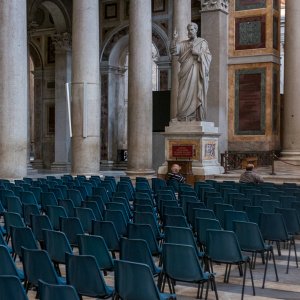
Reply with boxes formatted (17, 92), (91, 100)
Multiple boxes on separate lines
(71, 0), (100, 175)
(0, 0), (28, 178)
(126, 0), (155, 176)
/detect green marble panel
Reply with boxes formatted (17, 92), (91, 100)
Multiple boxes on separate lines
(235, 68), (266, 135)
(272, 70), (279, 133)
(235, 0), (266, 11)
(273, 16), (279, 50)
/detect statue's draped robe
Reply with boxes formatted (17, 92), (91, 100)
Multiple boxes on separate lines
(176, 37), (212, 121)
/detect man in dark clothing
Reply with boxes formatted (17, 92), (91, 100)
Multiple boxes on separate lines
(239, 163), (264, 183)
(167, 163), (185, 183)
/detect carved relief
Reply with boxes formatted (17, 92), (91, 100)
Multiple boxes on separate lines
(201, 0), (228, 12)
(51, 32), (72, 51)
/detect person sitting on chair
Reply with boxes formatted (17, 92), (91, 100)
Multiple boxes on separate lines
(167, 163), (185, 183)
(239, 163), (264, 183)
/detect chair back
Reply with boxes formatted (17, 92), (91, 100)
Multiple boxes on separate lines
(43, 229), (73, 264)
(195, 217), (222, 247)
(59, 217), (84, 247)
(0, 275), (28, 300)
(38, 280), (80, 300)
(66, 253), (114, 298)
(0, 245), (24, 279)
(114, 260), (171, 300)
(78, 234), (114, 271)
(206, 229), (244, 263)
(223, 210), (249, 231)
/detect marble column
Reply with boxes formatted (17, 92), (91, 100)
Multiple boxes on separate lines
(0, 0), (28, 178)
(126, 0), (155, 176)
(51, 32), (72, 171)
(282, 0), (300, 160)
(170, 0), (191, 119)
(200, 0), (229, 155)
(71, 0), (100, 175)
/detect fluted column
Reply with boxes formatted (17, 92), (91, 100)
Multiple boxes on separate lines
(0, 0), (28, 178)
(170, 0), (191, 119)
(282, 0), (300, 159)
(71, 0), (100, 175)
(52, 32), (72, 171)
(126, 0), (155, 176)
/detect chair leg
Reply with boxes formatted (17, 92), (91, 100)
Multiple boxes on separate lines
(211, 277), (219, 300)
(262, 251), (269, 289)
(286, 240), (292, 274)
(292, 238), (298, 268)
(271, 248), (279, 282)
(248, 260), (256, 296)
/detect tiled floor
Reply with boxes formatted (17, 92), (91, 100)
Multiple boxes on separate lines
(21, 163), (300, 299)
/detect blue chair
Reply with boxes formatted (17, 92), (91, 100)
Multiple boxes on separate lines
(6, 196), (23, 216)
(40, 192), (58, 211)
(275, 207), (300, 235)
(67, 189), (84, 207)
(59, 217), (84, 247)
(0, 275), (28, 300)
(66, 253), (114, 298)
(38, 279), (80, 300)
(3, 211), (26, 242)
(23, 203), (40, 226)
(78, 234), (114, 274)
(74, 207), (96, 234)
(206, 229), (255, 300)
(30, 214), (53, 245)
(42, 229), (73, 275)
(20, 191), (39, 206)
(45, 205), (68, 230)
(87, 195), (106, 214)
(104, 209), (128, 237)
(223, 210), (249, 231)
(21, 247), (65, 294)
(163, 214), (189, 228)
(0, 245), (24, 281)
(10, 226), (39, 261)
(127, 223), (162, 256)
(259, 212), (298, 273)
(114, 260), (175, 300)
(58, 199), (75, 217)
(120, 237), (161, 277)
(161, 243), (218, 299)
(92, 220), (120, 258)
(233, 221), (278, 288)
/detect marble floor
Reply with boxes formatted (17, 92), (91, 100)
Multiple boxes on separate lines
(22, 162), (300, 299)
(24, 240), (300, 300)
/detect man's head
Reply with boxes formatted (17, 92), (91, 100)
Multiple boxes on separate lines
(246, 163), (254, 171)
(171, 163), (181, 174)
(187, 22), (198, 39)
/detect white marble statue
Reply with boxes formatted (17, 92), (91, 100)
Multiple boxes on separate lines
(171, 22), (212, 121)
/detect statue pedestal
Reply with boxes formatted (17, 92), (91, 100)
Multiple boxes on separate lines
(158, 120), (224, 183)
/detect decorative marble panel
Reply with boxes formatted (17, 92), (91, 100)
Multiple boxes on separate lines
(235, 0), (266, 11)
(272, 70), (279, 133)
(47, 36), (55, 64)
(273, 16), (279, 50)
(273, 0), (279, 10)
(235, 68), (266, 135)
(101, 74), (108, 160)
(235, 16), (266, 50)
(159, 70), (168, 91)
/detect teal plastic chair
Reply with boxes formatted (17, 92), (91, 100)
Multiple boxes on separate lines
(0, 245), (24, 281)
(23, 203), (40, 226)
(30, 214), (53, 245)
(3, 211), (26, 242)
(59, 217), (84, 247)
(38, 279), (80, 300)
(20, 191), (39, 206)
(127, 223), (162, 256)
(163, 214), (189, 228)
(233, 221), (278, 288)
(114, 260), (175, 300)
(67, 189), (83, 207)
(275, 207), (300, 235)
(45, 205), (68, 230)
(40, 192), (58, 211)
(214, 203), (234, 227)
(164, 226), (203, 259)
(120, 237), (161, 277)
(78, 234), (114, 274)
(259, 212), (298, 273)
(193, 209), (216, 229)
(83, 200), (103, 221)
(58, 199), (75, 217)
(21, 247), (66, 295)
(161, 243), (218, 299)
(66, 253), (114, 299)
(87, 195), (106, 214)
(223, 210), (249, 231)
(0, 275), (28, 300)
(104, 209), (128, 237)
(195, 217), (222, 251)
(74, 207), (96, 234)
(11, 226), (39, 261)
(92, 220), (120, 258)
(206, 229), (255, 300)
(6, 196), (23, 216)
(42, 229), (73, 275)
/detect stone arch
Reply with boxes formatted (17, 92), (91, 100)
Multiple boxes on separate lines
(28, 0), (71, 32)
(28, 42), (43, 69)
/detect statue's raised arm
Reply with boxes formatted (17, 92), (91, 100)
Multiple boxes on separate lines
(171, 22), (212, 121)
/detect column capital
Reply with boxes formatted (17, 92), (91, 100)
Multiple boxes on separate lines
(201, 0), (228, 13)
(52, 32), (72, 52)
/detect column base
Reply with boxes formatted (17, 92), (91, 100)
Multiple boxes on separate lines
(51, 162), (71, 172)
(125, 169), (156, 179)
(30, 159), (44, 169)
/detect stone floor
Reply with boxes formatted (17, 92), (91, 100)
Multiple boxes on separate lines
(24, 241), (300, 300)
(23, 161), (300, 299)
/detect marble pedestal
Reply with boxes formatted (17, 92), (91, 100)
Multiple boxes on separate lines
(158, 120), (224, 181)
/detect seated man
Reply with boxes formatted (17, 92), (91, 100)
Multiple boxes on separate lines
(167, 163), (185, 184)
(239, 163), (264, 183)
